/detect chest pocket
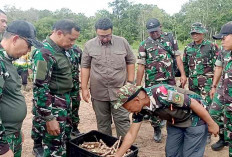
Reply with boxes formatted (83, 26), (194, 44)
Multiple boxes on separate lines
(111, 51), (126, 70)
(4, 70), (21, 93)
(147, 45), (170, 61)
(56, 55), (71, 74)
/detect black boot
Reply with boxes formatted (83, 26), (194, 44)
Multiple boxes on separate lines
(32, 141), (44, 157)
(211, 134), (228, 151)
(71, 124), (81, 137)
(153, 126), (162, 143)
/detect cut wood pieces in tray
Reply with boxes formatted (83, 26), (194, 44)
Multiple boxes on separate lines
(79, 136), (132, 157)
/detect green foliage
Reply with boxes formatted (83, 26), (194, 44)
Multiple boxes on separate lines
(3, 0), (232, 48)
(34, 17), (57, 40)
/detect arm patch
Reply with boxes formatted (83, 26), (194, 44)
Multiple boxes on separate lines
(35, 60), (47, 80)
(167, 90), (184, 107)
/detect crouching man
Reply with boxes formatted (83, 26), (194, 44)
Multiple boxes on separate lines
(113, 83), (219, 157)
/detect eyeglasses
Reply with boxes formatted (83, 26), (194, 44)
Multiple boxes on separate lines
(98, 34), (112, 39)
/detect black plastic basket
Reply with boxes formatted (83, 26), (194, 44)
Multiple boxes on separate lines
(67, 130), (138, 157)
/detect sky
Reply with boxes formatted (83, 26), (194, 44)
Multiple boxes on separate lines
(1, 0), (189, 16)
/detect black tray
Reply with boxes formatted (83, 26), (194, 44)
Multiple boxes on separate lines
(67, 130), (138, 157)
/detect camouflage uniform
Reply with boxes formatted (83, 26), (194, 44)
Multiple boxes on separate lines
(69, 45), (82, 126)
(209, 49), (232, 155)
(32, 36), (78, 157)
(31, 44), (82, 150)
(137, 32), (180, 127)
(113, 83), (209, 156)
(0, 47), (27, 157)
(183, 23), (218, 107)
(183, 39), (218, 106)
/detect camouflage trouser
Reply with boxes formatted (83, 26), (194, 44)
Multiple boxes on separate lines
(189, 76), (213, 107)
(224, 103), (232, 157)
(209, 90), (232, 156)
(70, 90), (81, 125)
(2, 132), (22, 157)
(40, 93), (72, 157)
(209, 91), (224, 135)
(147, 79), (176, 127)
(31, 104), (43, 145)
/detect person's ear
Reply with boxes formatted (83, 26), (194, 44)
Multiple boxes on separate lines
(134, 97), (140, 102)
(57, 30), (63, 37)
(12, 35), (20, 46)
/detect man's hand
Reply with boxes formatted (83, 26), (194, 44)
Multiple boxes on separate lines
(82, 89), (90, 103)
(0, 149), (14, 157)
(208, 121), (219, 137)
(210, 87), (216, 99)
(46, 119), (60, 136)
(180, 75), (187, 88)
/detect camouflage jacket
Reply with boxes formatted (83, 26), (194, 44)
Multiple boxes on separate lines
(32, 36), (81, 121)
(183, 39), (218, 78)
(137, 33), (180, 87)
(132, 84), (207, 127)
(214, 49), (232, 104)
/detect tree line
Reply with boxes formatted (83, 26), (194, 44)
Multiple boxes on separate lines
(3, 0), (232, 46)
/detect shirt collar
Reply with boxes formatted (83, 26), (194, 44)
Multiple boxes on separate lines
(0, 45), (14, 62)
(46, 36), (65, 53)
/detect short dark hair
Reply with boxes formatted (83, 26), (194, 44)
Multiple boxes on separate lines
(95, 18), (113, 30)
(52, 19), (80, 34)
(0, 9), (6, 15)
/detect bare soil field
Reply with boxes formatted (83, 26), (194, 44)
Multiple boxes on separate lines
(21, 82), (228, 157)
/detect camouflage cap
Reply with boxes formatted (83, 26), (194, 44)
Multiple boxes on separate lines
(190, 22), (208, 34)
(112, 83), (142, 109)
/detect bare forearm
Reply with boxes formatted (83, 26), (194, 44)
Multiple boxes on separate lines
(212, 66), (223, 86)
(81, 68), (90, 90)
(127, 64), (135, 82)
(136, 64), (145, 86)
(115, 123), (142, 157)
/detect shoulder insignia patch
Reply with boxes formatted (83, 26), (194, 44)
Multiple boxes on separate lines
(167, 90), (184, 107)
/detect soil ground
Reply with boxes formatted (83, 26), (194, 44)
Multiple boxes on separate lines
(21, 82), (228, 157)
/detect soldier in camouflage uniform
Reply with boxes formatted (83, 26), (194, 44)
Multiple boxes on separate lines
(210, 21), (232, 156)
(136, 18), (187, 142)
(0, 20), (42, 157)
(32, 19), (80, 157)
(183, 22), (218, 107)
(113, 83), (219, 157)
(0, 10), (7, 42)
(209, 53), (227, 151)
(183, 22), (219, 143)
